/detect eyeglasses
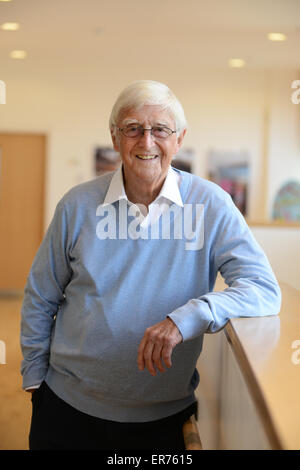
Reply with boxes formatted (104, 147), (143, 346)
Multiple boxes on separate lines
(117, 124), (176, 139)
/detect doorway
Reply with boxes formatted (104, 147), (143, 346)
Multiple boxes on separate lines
(0, 133), (46, 294)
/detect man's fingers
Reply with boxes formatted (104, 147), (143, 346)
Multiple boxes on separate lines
(137, 319), (182, 375)
(137, 337), (147, 371)
(161, 343), (173, 368)
(138, 339), (173, 375)
(138, 335), (157, 375)
(143, 339), (157, 376)
(152, 342), (165, 373)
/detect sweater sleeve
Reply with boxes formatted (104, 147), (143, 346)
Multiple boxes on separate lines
(168, 197), (282, 342)
(20, 200), (72, 389)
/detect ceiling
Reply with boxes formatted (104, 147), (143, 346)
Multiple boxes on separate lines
(0, 0), (300, 75)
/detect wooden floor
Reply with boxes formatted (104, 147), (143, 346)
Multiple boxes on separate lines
(0, 296), (31, 450)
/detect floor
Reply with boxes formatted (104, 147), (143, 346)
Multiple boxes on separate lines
(0, 296), (31, 450)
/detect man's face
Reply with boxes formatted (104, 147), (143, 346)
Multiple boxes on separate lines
(111, 105), (185, 188)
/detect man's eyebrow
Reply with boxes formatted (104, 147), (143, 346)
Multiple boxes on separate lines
(154, 121), (171, 127)
(121, 119), (172, 127)
(121, 119), (139, 126)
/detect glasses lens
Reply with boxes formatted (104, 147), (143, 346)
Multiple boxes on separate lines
(152, 126), (172, 138)
(123, 125), (141, 138)
(121, 125), (173, 138)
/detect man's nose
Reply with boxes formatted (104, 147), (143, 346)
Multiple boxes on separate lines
(139, 129), (155, 147)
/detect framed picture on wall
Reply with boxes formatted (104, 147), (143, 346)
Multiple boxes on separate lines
(172, 147), (195, 174)
(94, 147), (121, 176)
(207, 149), (250, 217)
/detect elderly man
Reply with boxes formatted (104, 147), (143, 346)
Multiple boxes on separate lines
(21, 80), (281, 450)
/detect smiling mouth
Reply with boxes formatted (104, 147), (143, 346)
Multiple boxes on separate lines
(136, 155), (159, 160)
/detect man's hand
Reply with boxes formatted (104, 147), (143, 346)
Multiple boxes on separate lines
(137, 317), (183, 376)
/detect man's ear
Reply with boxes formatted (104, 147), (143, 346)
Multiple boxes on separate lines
(175, 128), (187, 153)
(111, 129), (120, 152)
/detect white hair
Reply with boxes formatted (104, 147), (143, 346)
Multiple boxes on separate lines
(109, 80), (187, 135)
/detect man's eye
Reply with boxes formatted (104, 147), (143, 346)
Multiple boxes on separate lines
(154, 127), (169, 135)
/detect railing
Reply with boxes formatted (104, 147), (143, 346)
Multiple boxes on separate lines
(183, 415), (203, 450)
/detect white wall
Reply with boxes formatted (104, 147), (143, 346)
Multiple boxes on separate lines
(267, 70), (300, 219)
(250, 225), (300, 292)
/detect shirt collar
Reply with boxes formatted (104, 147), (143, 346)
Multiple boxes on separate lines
(102, 165), (127, 206)
(103, 164), (183, 207)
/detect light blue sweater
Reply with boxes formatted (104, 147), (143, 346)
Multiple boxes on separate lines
(20, 168), (281, 422)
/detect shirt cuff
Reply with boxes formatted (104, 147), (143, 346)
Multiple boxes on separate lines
(167, 299), (213, 341)
(25, 384), (41, 391)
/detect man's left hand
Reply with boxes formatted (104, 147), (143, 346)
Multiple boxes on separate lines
(137, 317), (183, 376)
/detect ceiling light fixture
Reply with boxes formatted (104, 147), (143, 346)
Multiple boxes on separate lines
(228, 58), (245, 68)
(1, 22), (20, 30)
(268, 32), (287, 41)
(10, 50), (27, 59)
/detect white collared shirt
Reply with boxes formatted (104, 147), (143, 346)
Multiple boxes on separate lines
(103, 164), (183, 228)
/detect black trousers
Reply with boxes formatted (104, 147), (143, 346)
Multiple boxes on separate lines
(29, 381), (197, 450)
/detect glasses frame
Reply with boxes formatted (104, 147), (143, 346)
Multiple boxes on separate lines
(117, 125), (177, 139)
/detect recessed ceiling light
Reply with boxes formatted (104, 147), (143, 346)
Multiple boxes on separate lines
(1, 22), (20, 31)
(268, 32), (287, 41)
(0, 0), (12, 2)
(10, 50), (27, 59)
(228, 58), (245, 68)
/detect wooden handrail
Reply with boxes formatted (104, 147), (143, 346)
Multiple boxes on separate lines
(183, 415), (203, 450)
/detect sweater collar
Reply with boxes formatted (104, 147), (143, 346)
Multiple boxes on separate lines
(103, 164), (183, 208)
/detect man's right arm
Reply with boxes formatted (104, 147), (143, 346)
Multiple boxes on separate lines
(20, 200), (72, 390)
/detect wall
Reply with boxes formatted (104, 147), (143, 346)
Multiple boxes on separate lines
(267, 70), (300, 218)
(250, 225), (300, 291)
